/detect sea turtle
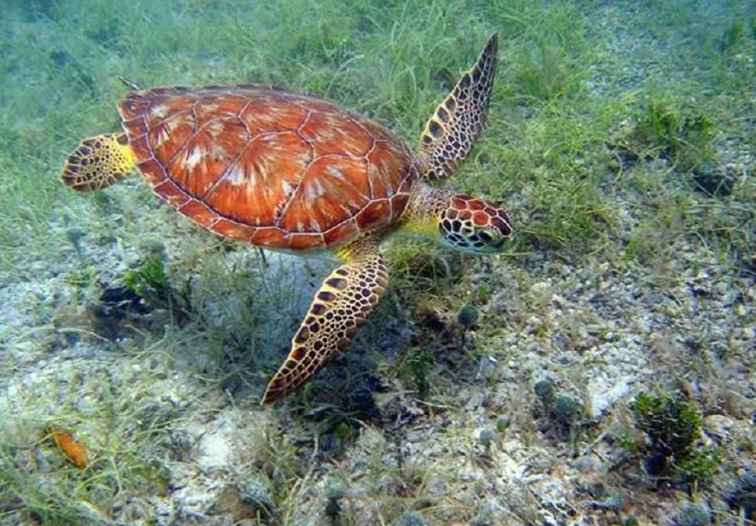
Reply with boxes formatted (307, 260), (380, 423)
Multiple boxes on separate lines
(61, 34), (512, 404)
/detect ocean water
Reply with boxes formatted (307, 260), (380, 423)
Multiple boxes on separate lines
(0, 1), (753, 524)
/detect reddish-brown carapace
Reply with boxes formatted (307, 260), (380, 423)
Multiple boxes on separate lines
(117, 85), (415, 252)
(61, 33), (512, 404)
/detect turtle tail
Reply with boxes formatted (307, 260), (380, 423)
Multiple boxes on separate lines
(62, 133), (136, 192)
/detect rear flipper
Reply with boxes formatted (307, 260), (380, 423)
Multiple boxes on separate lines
(61, 133), (136, 191)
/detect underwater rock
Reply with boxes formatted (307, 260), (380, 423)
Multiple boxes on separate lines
(702, 414), (735, 443)
(391, 511), (427, 526)
(552, 395), (582, 427)
(457, 304), (480, 329)
(573, 454), (601, 474)
(237, 476), (276, 518)
(669, 503), (711, 526)
(587, 375), (632, 418)
(725, 471), (756, 521)
(196, 416), (235, 472)
(87, 284), (151, 340)
(475, 354), (498, 380)
(534, 378), (557, 406)
(691, 162), (738, 197)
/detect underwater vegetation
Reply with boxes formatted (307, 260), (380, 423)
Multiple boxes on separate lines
(0, 0), (753, 524)
(629, 389), (720, 486)
(632, 96), (717, 172)
(123, 254), (170, 305)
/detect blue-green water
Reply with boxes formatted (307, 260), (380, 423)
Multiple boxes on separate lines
(0, 1), (753, 525)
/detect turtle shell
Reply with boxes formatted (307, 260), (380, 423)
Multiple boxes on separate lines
(118, 85), (416, 251)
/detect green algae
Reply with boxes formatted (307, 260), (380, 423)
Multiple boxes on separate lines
(0, 0), (753, 524)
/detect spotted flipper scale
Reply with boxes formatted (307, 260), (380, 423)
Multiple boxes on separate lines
(262, 237), (388, 404)
(61, 133), (136, 191)
(418, 33), (498, 180)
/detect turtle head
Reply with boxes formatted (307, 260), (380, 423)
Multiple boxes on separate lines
(438, 194), (512, 254)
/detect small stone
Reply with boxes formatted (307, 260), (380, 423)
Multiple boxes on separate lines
(527, 341), (545, 354)
(703, 414), (734, 443)
(197, 425), (233, 471)
(552, 395), (582, 426)
(458, 304), (479, 329)
(551, 331), (570, 351)
(495, 417), (509, 433)
(586, 491), (624, 510)
(324, 477), (346, 519)
(75, 500), (111, 523)
(725, 471), (756, 521)
(238, 477), (275, 517)
(470, 499), (504, 526)
(573, 455), (598, 474)
(325, 477), (347, 499)
(478, 428), (496, 449)
(587, 376), (632, 418)
(65, 227), (86, 253)
(139, 238), (166, 254)
(671, 502), (711, 526)
(692, 162), (736, 197)
(475, 355), (498, 380)
(391, 511), (426, 526)
(721, 390), (752, 419)
(534, 379), (556, 405)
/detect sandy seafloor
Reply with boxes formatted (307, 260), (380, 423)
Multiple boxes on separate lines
(0, 1), (753, 525)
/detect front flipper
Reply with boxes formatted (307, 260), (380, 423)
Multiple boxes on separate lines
(418, 33), (498, 180)
(62, 133), (136, 191)
(262, 238), (388, 404)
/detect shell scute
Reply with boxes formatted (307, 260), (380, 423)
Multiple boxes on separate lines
(123, 116), (148, 138)
(193, 97), (248, 129)
(300, 111), (372, 157)
(240, 96), (308, 133)
(205, 131), (312, 226)
(121, 93), (152, 121)
(468, 199), (485, 211)
(324, 220), (359, 248)
(358, 118), (400, 145)
(153, 179), (189, 208)
(168, 119), (249, 197)
(289, 233), (326, 250)
(210, 218), (257, 241)
(178, 199), (218, 227)
(355, 199), (391, 230)
(389, 192), (410, 222)
(251, 227), (288, 247)
(279, 156), (368, 233)
(130, 135), (154, 165)
(472, 211), (488, 226)
(136, 158), (166, 185)
(365, 140), (410, 200)
(148, 112), (196, 166)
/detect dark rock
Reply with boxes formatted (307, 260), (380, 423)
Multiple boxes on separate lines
(691, 162), (736, 197)
(725, 471), (756, 521)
